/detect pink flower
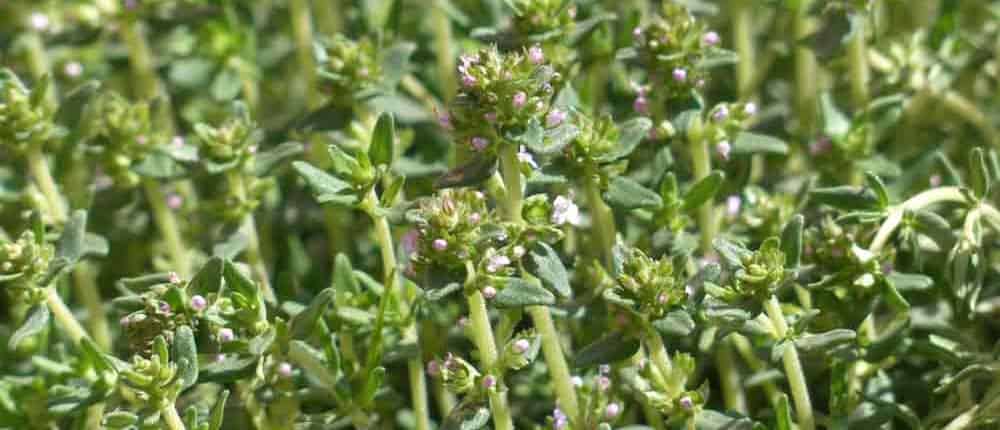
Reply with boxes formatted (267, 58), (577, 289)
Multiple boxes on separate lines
(484, 112), (498, 123)
(513, 339), (530, 354)
(468, 212), (481, 224)
(672, 68), (687, 82)
(437, 110), (453, 130)
(471, 137), (489, 151)
(513, 92), (527, 108)
(528, 45), (545, 64)
(596, 375), (611, 392)
(482, 286), (497, 299)
(168, 272), (181, 284)
(219, 328), (235, 343)
(63, 62), (83, 78)
(433, 238), (448, 251)
(277, 362), (293, 377)
(726, 195), (742, 217)
(190, 295), (207, 311)
(633, 97), (649, 115)
(632, 27), (643, 40)
(605, 403), (621, 419)
(427, 360), (441, 377)
(703, 31), (721, 46)
(713, 105), (730, 122)
(743, 102), (757, 116)
(482, 375), (496, 389)
(716, 140), (731, 160)
(401, 230), (420, 256)
(461, 73), (477, 88)
(546, 109), (567, 127)
(166, 193), (183, 210)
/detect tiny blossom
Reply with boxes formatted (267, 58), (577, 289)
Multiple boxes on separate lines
(810, 137), (832, 156)
(120, 315), (131, 327)
(716, 140), (731, 160)
(513, 92), (527, 108)
(461, 73), (477, 88)
(929, 174), (942, 187)
(171, 136), (185, 147)
(277, 362), (293, 377)
(528, 45), (545, 64)
(168, 272), (181, 284)
(546, 109), (567, 127)
(633, 97), (649, 115)
(427, 360), (441, 377)
(596, 375), (611, 392)
(468, 213), (481, 224)
(726, 195), (742, 217)
(657, 293), (669, 304)
(190, 295), (207, 311)
(713, 105), (730, 122)
(672, 68), (687, 82)
(482, 286), (497, 299)
(433, 238), (448, 251)
(215, 354), (226, 363)
(637, 358), (648, 370)
(136, 135), (148, 145)
(159, 302), (171, 314)
(401, 230), (420, 255)
(518, 147), (538, 168)
(696, 79), (706, 88)
(166, 194), (183, 210)
(605, 403), (621, 419)
(512, 246), (526, 258)
(437, 110), (453, 130)
(482, 375), (496, 389)
(551, 196), (581, 226)
(457, 316), (470, 328)
(744, 102), (758, 116)
(471, 137), (489, 151)
(29, 13), (50, 31)
(219, 328), (235, 343)
(679, 396), (694, 410)
(513, 339), (531, 353)
(552, 408), (568, 430)
(63, 62), (83, 78)
(484, 112), (498, 123)
(248, 145), (258, 154)
(632, 27), (643, 40)
(571, 376), (583, 387)
(703, 31), (721, 46)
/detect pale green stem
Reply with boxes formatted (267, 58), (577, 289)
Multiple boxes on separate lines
(84, 404), (105, 430)
(142, 179), (192, 278)
(869, 186), (966, 254)
(432, 0), (456, 102)
(312, 0), (342, 36)
(26, 148), (67, 223)
(367, 191), (431, 430)
(119, 19), (159, 101)
(465, 262), (514, 430)
(942, 406), (978, 430)
(584, 172), (615, 267)
(644, 329), (674, 394)
(937, 90), (999, 148)
(72, 264), (110, 350)
(793, 1), (817, 136)
(289, 0), (321, 109)
(45, 288), (89, 344)
(226, 171), (275, 302)
(732, 334), (781, 405)
(689, 138), (715, 254)
(498, 145), (580, 419)
(22, 33), (57, 104)
(162, 403), (187, 430)
(847, 19), (869, 109)
(732, 0), (754, 100)
(433, 379), (458, 420)
(765, 296), (815, 430)
(716, 337), (747, 413)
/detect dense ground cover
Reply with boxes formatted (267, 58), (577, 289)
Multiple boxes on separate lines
(1, 0), (999, 429)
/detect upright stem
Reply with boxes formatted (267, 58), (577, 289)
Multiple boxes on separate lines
(72, 265), (110, 349)
(793, 1), (818, 136)
(466, 270), (514, 430)
(689, 138), (715, 254)
(26, 148), (67, 224)
(143, 180), (192, 277)
(847, 18), (869, 109)
(716, 338), (747, 413)
(289, 0), (321, 109)
(732, 0), (754, 100)
(765, 296), (815, 430)
(312, 0), (342, 37)
(45, 288), (89, 344)
(226, 172), (275, 302)
(432, 0), (456, 102)
(584, 173), (615, 267)
(498, 145), (580, 418)
(162, 404), (187, 430)
(367, 192), (431, 430)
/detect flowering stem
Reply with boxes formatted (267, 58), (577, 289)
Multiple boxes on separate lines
(142, 179), (192, 278)
(847, 18), (869, 109)
(465, 263), (514, 430)
(432, 0), (456, 102)
(26, 148), (67, 223)
(497, 144), (580, 418)
(584, 172), (615, 267)
(162, 403), (187, 430)
(365, 190), (431, 430)
(731, 0), (754, 100)
(793, 0), (818, 136)
(226, 171), (275, 302)
(765, 295), (815, 430)
(689, 137), (716, 254)
(868, 186), (966, 254)
(289, 0), (321, 109)
(45, 287), (89, 344)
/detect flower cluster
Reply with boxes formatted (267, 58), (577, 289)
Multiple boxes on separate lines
(0, 71), (59, 152)
(631, 4), (719, 98)
(87, 93), (163, 187)
(509, 0), (577, 38)
(316, 35), (382, 99)
(405, 189), (490, 272)
(612, 246), (684, 318)
(0, 231), (52, 303)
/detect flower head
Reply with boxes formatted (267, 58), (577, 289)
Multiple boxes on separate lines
(551, 195), (581, 226)
(190, 295), (207, 312)
(546, 109), (567, 127)
(672, 68), (687, 82)
(513, 92), (528, 108)
(703, 31), (721, 46)
(528, 45), (545, 64)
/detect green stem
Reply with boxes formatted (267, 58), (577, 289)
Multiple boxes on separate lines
(312, 0), (342, 37)
(731, 0), (754, 100)
(765, 295), (815, 430)
(689, 137), (715, 254)
(793, 0), (818, 136)
(583, 172), (615, 267)
(162, 403), (187, 430)
(119, 19), (159, 101)
(289, 0), (320, 109)
(732, 334), (781, 406)
(45, 288), (89, 344)
(26, 148), (67, 223)
(225, 171), (274, 302)
(142, 179), (192, 278)
(868, 186), (967, 254)
(847, 18), (869, 109)
(466, 278), (515, 430)
(497, 145), (580, 419)
(716, 337), (747, 413)
(937, 89), (999, 148)
(367, 192), (431, 430)
(72, 264), (110, 350)
(432, 0), (456, 102)
(942, 406), (978, 430)
(644, 328), (674, 394)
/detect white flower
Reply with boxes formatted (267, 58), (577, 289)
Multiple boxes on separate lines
(29, 13), (50, 31)
(486, 254), (511, 273)
(517, 146), (538, 168)
(551, 195), (581, 226)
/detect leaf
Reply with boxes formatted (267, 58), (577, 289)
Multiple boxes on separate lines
(775, 394), (793, 430)
(730, 132), (789, 156)
(604, 176), (663, 210)
(172, 325), (198, 390)
(254, 142), (304, 176)
(370, 112), (396, 167)
(493, 278), (555, 308)
(189, 257), (224, 297)
(809, 186), (881, 210)
(969, 147), (991, 199)
(442, 401), (491, 430)
(682, 171), (725, 212)
(8, 304), (49, 350)
(865, 172), (890, 209)
(712, 238), (752, 268)
(435, 156), (498, 189)
(56, 210), (89, 263)
(55, 81), (100, 134)
(694, 411), (757, 430)
(528, 243), (571, 298)
(886, 272), (934, 292)
(380, 43), (416, 89)
(568, 13), (615, 46)
(794, 329), (857, 354)
(596, 117), (652, 162)
(208, 390), (230, 430)
(573, 333), (640, 368)
(290, 288), (336, 340)
(103, 410), (139, 428)
(292, 102), (354, 133)
(132, 152), (186, 179)
(222, 260), (257, 300)
(820, 92), (850, 138)
(652, 310), (696, 337)
(293, 161), (352, 198)
(781, 215), (804, 269)
(199, 356), (258, 383)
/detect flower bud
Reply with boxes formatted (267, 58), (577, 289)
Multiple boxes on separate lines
(64, 62), (83, 78)
(482, 375), (496, 389)
(471, 137), (489, 151)
(277, 362), (293, 377)
(432, 238), (448, 251)
(596, 375), (611, 392)
(702, 31), (720, 46)
(743, 102), (757, 116)
(712, 105), (729, 122)
(218, 328), (235, 343)
(672, 68), (687, 82)
(528, 45), (545, 64)
(546, 109), (567, 127)
(513, 92), (527, 108)
(513, 339), (530, 353)
(427, 360), (441, 377)
(482, 286), (497, 299)
(605, 403), (621, 420)
(190, 295), (207, 312)
(633, 96), (649, 115)
(716, 140), (731, 160)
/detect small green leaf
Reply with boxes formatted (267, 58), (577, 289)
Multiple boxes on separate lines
(189, 257), (224, 297)
(254, 142), (304, 176)
(55, 81), (100, 135)
(370, 112), (396, 167)
(56, 210), (88, 263)
(865, 172), (890, 209)
(290, 288), (336, 340)
(969, 147), (991, 199)
(573, 333), (641, 368)
(103, 410), (139, 428)
(493, 278), (556, 308)
(528, 243), (571, 298)
(172, 325), (198, 390)
(435, 156), (498, 189)
(132, 152), (186, 179)
(781, 215), (804, 269)
(820, 92), (850, 138)
(9, 304), (49, 350)
(775, 394), (793, 430)
(604, 176), (663, 210)
(199, 357), (258, 383)
(596, 117), (652, 162)
(293, 161), (352, 198)
(682, 171), (725, 212)
(794, 329), (857, 354)
(731, 132), (789, 156)
(886, 272), (933, 292)
(712, 238), (752, 268)
(652, 310), (696, 337)
(809, 186), (881, 210)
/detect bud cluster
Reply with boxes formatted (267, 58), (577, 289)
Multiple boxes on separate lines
(316, 35), (382, 99)
(614, 247), (684, 318)
(631, 4), (718, 98)
(405, 189), (490, 272)
(119, 336), (182, 409)
(0, 231), (53, 303)
(88, 94), (163, 187)
(509, 0), (577, 38)
(0, 71), (59, 153)
(732, 237), (786, 302)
